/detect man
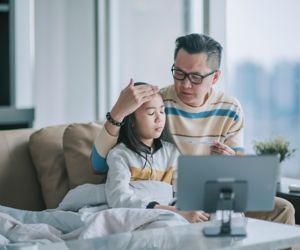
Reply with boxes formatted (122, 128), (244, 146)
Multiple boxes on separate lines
(91, 33), (295, 225)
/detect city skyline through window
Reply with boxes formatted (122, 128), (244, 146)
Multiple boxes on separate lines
(226, 0), (300, 177)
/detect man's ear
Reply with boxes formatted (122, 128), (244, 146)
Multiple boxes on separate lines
(212, 70), (221, 85)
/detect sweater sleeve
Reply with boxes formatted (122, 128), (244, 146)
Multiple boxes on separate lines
(105, 146), (154, 208)
(91, 126), (118, 173)
(224, 101), (245, 153)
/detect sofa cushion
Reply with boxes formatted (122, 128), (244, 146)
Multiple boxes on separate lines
(29, 125), (69, 209)
(63, 122), (106, 189)
(0, 129), (45, 211)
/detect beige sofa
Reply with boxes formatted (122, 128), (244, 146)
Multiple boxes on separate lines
(0, 122), (106, 211)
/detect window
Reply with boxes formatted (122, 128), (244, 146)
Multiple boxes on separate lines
(226, 0), (300, 176)
(97, 0), (204, 118)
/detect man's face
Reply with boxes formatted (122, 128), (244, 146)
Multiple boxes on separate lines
(173, 49), (220, 107)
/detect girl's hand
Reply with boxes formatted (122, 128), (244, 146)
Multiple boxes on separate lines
(210, 141), (236, 155)
(153, 204), (209, 223)
(177, 210), (210, 223)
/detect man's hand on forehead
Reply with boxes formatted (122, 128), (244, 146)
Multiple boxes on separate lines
(111, 79), (160, 120)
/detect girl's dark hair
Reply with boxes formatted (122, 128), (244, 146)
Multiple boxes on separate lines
(117, 82), (162, 165)
(117, 111), (151, 155)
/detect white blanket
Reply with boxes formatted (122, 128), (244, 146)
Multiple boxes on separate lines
(0, 184), (188, 247)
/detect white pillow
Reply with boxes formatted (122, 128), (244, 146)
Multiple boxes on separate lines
(0, 234), (9, 245)
(58, 183), (106, 211)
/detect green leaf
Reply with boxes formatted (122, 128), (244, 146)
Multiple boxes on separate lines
(253, 137), (296, 163)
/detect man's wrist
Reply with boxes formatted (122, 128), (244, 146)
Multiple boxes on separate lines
(110, 108), (126, 123)
(103, 108), (124, 136)
(106, 112), (124, 127)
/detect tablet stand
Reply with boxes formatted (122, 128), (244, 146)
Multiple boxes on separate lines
(203, 181), (247, 237)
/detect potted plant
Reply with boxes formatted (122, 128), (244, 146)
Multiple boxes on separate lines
(253, 137), (296, 189)
(253, 137), (296, 163)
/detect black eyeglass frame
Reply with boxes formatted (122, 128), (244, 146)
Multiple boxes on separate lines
(171, 64), (216, 85)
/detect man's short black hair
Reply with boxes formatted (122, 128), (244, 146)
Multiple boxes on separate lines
(174, 33), (223, 70)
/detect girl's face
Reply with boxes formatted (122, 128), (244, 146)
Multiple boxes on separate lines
(134, 94), (166, 147)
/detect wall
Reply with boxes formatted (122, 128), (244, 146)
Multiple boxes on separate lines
(15, 0), (34, 108)
(34, 0), (95, 128)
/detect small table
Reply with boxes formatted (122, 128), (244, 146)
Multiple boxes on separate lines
(277, 177), (300, 224)
(38, 218), (300, 250)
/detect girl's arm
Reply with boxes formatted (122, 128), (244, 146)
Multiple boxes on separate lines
(154, 204), (210, 223)
(105, 146), (157, 208)
(158, 143), (210, 223)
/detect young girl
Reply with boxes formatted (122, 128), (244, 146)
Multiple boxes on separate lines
(105, 83), (209, 223)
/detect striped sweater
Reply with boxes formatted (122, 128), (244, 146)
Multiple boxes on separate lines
(161, 85), (244, 155)
(91, 85), (244, 173)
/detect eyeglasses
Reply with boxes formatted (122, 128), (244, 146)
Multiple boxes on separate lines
(171, 64), (216, 85)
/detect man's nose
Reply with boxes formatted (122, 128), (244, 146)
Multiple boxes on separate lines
(182, 76), (192, 88)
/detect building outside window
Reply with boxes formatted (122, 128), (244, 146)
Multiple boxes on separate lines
(226, 0), (300, 176)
